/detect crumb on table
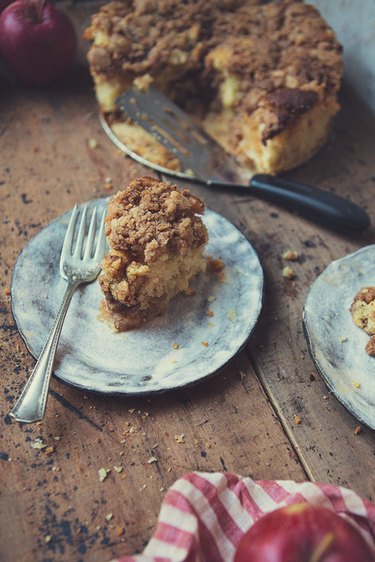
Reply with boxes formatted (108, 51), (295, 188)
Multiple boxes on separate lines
(282, 250), (299, 261)
(282, 266), (296, 279)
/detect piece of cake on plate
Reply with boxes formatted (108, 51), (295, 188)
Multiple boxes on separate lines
(99, 176), (208, 331)
(84, 0), (343, 175)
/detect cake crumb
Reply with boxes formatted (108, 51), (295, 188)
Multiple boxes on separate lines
(207, 295), (216, 303)
(227, 310), (237, 320)
(339, 335), (348, 343)
(282, 266), (296, 279)
(293, 414), (302, 425)
(206, 310), (214, 317)
(207, 257), (225, 272)
(354, 425), (362, 435)
(352, 381), (361, 389)
(172, 343), (179, 349)
(365, 335), (375, 356)
(88, 138), (99, 149)
(175, 434), (185, 444)
(282, 250), (299, 261)
(3, 287), (10, 296)
(45, 446), (54, 455)
(98, 467), (110, 482)
(117, 526), (125, 536)
(201, 341), (209, 347)
(31, 438), (46, 450)
(104, 177), (113, 190)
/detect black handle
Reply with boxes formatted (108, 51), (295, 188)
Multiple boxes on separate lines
(206, 174), (370, 231)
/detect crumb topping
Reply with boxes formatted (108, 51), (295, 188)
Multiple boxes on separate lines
(104, 176), (207, 263)
(86, 0), (342, 139)
(350, 286), (375, 335)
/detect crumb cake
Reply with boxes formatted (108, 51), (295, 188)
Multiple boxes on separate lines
(99, 177), (208, 330)
(350, 286), (375, 357)
(85, 0), (343, 175)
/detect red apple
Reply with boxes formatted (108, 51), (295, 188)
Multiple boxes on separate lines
(0, 0), (77, 85)
(234, 503), (375, 562)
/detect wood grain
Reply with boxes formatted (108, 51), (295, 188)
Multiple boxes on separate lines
(0, 3), (374, 562)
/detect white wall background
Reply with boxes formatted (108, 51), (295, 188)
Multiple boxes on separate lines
(309, 0), (375, 113)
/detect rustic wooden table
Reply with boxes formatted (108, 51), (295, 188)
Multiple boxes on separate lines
(1, 4), (374, 562)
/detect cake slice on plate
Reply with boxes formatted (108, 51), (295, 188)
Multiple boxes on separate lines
(99, 176), (208, 331)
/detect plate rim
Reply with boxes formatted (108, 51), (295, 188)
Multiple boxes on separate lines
(11, 198), (264, 396)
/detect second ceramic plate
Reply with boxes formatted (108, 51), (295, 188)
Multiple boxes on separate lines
(303, 245), (375, 428)
(11, 199), (263, 395)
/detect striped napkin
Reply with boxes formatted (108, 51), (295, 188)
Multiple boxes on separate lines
(114, 471), (375, 562)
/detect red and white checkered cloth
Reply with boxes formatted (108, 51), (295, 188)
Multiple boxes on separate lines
(115, 471), (375, 562)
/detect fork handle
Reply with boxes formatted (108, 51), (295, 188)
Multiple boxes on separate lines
(10, 280), (80, 423)
(207, 174), (370, 231)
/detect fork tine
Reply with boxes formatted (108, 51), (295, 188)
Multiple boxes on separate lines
(83, 207), (97, 260)
(73, 206), (87, 259)
(93, 209), (106, 261)
(60, 204), (78, 261)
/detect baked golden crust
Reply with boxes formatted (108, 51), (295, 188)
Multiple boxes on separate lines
(99, 177), (208, 330)
(85, 0), (342, 174)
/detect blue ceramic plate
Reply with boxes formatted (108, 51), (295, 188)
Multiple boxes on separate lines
(11, 199), (263, 395)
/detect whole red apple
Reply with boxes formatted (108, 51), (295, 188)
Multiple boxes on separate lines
(0, 0), (77, 85)
(234, 503), (375, 562)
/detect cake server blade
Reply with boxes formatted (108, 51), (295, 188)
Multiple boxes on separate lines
(116, 87), (370, 231)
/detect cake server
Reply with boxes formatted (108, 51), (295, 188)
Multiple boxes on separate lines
(116, 87), (370, 231)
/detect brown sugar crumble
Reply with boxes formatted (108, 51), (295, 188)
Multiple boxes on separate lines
(99, 176), (208, 331)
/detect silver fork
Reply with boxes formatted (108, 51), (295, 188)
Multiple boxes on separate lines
(10, 204), (106, 424)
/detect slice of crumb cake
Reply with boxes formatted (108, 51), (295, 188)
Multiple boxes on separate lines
(99, 176), (208, 330)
